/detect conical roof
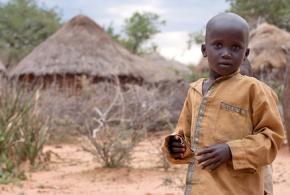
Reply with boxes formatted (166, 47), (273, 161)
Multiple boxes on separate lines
(10, 15), (180, 83)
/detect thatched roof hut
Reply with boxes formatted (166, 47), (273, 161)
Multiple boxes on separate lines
(248, 23), (290, 81)
(143, 52), (191, 77)
(9, 15), (180, 86)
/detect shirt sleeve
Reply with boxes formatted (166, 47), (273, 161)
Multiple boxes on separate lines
(161, 88), (195, 164)
(227, 84), (285, 171)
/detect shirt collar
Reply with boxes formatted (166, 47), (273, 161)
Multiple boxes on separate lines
(190, 71), (240, 94)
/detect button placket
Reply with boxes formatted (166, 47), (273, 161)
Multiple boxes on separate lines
(184, 88), (215, 195)
(185, 96), (209, 194)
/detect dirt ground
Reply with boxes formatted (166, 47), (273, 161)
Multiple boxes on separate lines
(1, 132), (290, 195)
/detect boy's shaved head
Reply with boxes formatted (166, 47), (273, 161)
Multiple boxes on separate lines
(202, 12), (250, 78)
(206, 12), (250, 45)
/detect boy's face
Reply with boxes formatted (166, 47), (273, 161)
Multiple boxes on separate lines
(202, 22), (249, 77)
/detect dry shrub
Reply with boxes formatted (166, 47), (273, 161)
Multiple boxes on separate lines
(84, 126), (142, 168)
(80, 80), (187, 168)
(36, 79), (187, 137)
(33, 78), (187, 167)
(80, 80), (144, 167)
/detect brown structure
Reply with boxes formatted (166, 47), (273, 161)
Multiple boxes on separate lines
(248, 23), (290, 81)
(9, 15), (181, 89)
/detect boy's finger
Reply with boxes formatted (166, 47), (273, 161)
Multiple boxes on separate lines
(171, 147), (185, 153)
(196, 147), (214, 156)
(208, 160), (222, 171)
(171, 141), (185, 147)
(197, 152), (215, 163)
(171, 153), (184, 159)
(200, 158), (218, 169)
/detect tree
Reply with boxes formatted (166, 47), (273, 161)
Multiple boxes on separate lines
(104, 22), (121, 43)
(123, 12), (165, 54)
(0, 0), (61, 67)
(187, 31), (205, 49)
(105, 12), (165, 54)
(226, 0), (290, 30)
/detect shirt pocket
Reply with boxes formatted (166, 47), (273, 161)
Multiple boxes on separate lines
(214, 101), (250, 142)
(226, 161), (258, 179)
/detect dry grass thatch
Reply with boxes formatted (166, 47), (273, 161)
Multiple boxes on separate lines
(9, 15), (180, 83)
(248, 23), (290, 71)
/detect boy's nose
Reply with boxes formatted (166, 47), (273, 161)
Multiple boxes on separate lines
(221, 49), (231, 59)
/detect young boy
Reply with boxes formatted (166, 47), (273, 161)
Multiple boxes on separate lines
(162, 13), (284, 195)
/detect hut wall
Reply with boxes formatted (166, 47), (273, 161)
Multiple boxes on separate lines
(16, 74), (89, 95)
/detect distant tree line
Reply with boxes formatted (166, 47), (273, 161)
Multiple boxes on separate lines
(189, 0), (290, 46)
(0, 0), (165, 67)
(0, 0), (61, 68)
(226, 0), (290, 30)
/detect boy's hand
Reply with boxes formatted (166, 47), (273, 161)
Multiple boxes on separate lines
(168, 135), (186, 159)
(196, 144), (232, 171)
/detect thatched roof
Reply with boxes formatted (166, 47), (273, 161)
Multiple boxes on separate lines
(143, 52), (191, 76)
(248, 23), (290, 71)
(9, 15), (180, 83)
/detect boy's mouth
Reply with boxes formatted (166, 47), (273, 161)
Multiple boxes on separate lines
(218, 63), (232, 67)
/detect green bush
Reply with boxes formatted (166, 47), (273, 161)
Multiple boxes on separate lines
(0, 87), (48, 183)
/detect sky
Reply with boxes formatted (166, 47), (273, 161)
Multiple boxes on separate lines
(2, 0), (230, 65)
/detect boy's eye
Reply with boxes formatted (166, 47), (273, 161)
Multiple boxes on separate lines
(232, 45), (241, 51)
(214, 43), (222, 49)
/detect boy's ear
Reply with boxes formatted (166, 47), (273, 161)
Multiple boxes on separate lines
(244, 48), (250, 59)
(201, 44), (207, 57)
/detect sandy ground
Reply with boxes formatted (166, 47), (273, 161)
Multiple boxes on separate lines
(0, 133), (289, 195)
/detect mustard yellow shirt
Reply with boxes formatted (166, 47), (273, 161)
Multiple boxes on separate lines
(162, 73), (284, 195)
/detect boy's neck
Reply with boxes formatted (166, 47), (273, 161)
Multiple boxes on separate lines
(208, 70), (239, 81)
(208, 71), (221, 81)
